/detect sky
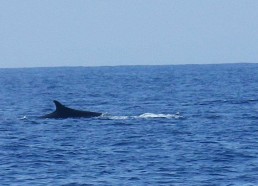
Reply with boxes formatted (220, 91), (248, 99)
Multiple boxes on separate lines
(0, 0), (258, 68)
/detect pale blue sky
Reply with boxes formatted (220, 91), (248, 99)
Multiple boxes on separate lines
(1, 0), (258, 68)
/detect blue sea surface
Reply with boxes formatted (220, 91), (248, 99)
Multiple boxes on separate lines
(0, 64), (258, 185)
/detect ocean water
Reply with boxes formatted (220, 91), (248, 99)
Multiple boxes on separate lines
(0, 64), (258, 185)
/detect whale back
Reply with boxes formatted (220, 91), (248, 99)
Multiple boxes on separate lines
(40, 100), (102, 119)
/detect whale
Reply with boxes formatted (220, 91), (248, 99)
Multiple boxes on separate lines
(40, 100), (102, 119)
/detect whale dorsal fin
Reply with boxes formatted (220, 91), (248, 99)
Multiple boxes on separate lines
(53, 100), (67, 111)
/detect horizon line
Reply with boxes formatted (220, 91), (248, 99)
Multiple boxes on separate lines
(0, 62), (257, 70)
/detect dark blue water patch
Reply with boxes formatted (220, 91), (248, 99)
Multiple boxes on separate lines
(0, 64), (258, 185)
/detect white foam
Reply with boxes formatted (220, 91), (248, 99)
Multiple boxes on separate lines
(138, 113), (182, 119)
(108, 116), (130, 120)
(20, 115), (28, 120)
(101, 112), (183, 120)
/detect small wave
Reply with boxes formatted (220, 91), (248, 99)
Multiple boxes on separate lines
(20, 115), (28, 120)
(198, 98), (258, 106)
